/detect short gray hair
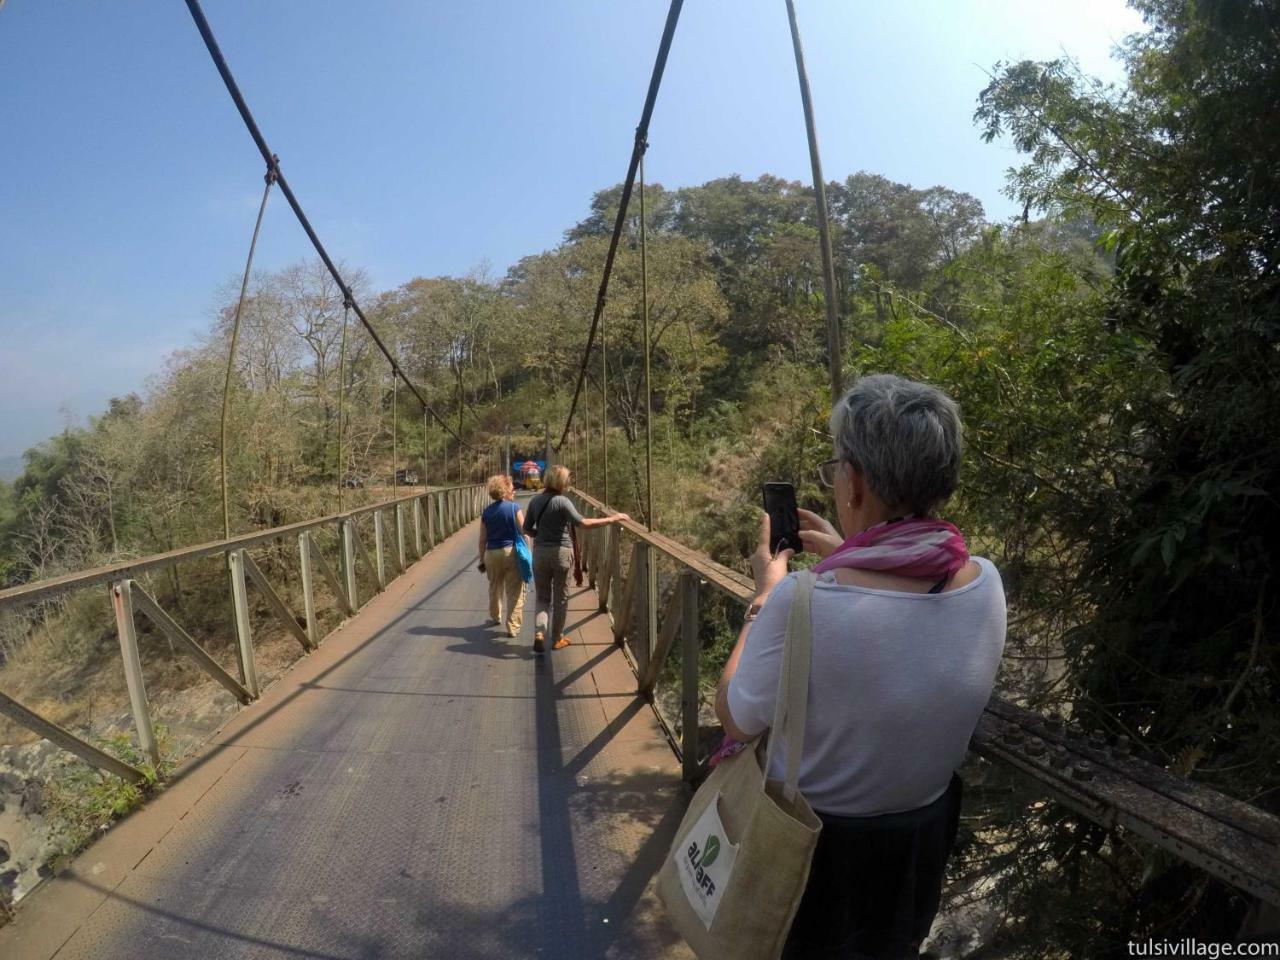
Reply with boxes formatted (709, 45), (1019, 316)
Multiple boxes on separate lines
(829, 374), (963, 515)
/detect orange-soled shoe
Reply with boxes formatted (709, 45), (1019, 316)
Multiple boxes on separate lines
(533, 631), (545, 654)
(552, 636), (572, 651)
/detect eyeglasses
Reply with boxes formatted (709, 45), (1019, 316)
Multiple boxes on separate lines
(816, 458), (840, 488)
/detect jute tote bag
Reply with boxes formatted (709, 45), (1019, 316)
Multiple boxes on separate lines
(657, 571), (822, 959)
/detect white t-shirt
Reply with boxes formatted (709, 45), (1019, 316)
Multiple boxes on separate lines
(726, 559), (1006, 817)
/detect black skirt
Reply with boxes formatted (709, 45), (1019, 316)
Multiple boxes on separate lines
(782, 774), (963, 960)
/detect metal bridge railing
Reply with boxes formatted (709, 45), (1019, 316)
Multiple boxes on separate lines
(568, 488), (1280, 913)
(0, 483), (486, 781)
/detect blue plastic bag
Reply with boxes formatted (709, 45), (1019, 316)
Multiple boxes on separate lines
(514, 536), (534, 584)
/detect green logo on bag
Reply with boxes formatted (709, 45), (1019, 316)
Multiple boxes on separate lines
(701, 834), (720, 869)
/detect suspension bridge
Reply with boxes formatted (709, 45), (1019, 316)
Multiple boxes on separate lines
(0, 0), (1277, 954)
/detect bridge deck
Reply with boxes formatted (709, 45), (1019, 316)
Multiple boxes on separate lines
(1, 516), (692, 959)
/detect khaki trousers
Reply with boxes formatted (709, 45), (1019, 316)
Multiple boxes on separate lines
(484, 546), (526, 634)
(532, 544), (573, 641)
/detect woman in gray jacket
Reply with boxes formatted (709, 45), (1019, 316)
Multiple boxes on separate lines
(523, 465), (628, 653)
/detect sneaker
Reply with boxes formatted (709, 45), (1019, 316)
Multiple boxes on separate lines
(552, 636), (572, 651)
(506, 627), (518, 638)
(533, 631), (545, 654)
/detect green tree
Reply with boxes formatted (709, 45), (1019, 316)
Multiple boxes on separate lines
(974, 0), (1280, 946)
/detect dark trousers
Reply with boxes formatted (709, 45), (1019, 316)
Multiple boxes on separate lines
(782, 775), (963, 960)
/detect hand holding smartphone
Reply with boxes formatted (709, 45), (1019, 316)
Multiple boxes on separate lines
(761, 482), (804, 556)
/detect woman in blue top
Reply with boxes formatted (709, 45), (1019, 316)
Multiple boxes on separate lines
(477, 474), (529, 637)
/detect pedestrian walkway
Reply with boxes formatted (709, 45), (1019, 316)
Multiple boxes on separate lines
(0, 513), (693, 959)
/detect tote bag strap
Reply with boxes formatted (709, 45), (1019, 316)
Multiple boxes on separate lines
(763, 570), (816, 804)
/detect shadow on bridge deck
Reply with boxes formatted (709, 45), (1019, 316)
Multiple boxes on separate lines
(0, 516), (694, 959)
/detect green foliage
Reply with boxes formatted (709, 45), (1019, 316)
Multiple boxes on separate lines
(44, 726), (174, 858)
(970, 0), (1280, 948)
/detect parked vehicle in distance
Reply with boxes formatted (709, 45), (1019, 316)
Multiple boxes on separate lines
(342, 474), (364, 488)
(395, 469), (420, 486)
(514, 458), (544, 490)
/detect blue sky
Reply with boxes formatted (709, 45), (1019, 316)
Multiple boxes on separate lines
(0, 0), (1145, 462)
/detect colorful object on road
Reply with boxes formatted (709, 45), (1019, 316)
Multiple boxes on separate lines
(515, 459), (544, 490)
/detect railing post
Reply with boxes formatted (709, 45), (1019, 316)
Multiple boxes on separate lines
(299, 531), (318, 646)
(614, 542), (642, 646)
(395, 503), (407, 571)
(111, 579), (161, 769)
(646, 551), (658, 679)
(426, 494), (437, 549)
(590, 526), (603, 589)
(680, 571), (700, 783)
(341, 518), (358, 609)
(412, 498), (423, 557)
(609, 525), (623, 611)
(373, 510), (387, 589)
(641, 578), (686, 695)
(597, 525), (616, 611)
(228, 550), (260, 699)
(631, 543), (652, 675)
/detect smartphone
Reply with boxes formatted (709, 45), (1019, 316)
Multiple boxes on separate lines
(762, 482), (803, 556)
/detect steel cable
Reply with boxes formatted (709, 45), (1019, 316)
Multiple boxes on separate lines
(183, 0), (476, 451)
(555, 0), (685, 451)
(784, 0), (844, 400)
(336, 301), (350, 511)
(220, 168), (276, 540)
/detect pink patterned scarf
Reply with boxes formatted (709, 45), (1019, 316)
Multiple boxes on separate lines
(711, 515), (969, 769)
(812, 516), (969, 580)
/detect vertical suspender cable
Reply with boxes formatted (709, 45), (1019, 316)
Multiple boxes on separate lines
(220, 169), (276, 540)
(336, 301), (350, 511)
(784, 0), (843, 401)
(602, 311), (609, 506)
(640, 151), (654, 530)
(391, 364), (398, 494)
(556, 0), (685, 450)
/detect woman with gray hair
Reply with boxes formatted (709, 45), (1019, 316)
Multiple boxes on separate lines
(715, 374), (1006, 958)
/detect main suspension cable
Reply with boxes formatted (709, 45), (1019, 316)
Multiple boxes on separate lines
(183, 0), (475, 449)
(555, 0), (685, 451)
